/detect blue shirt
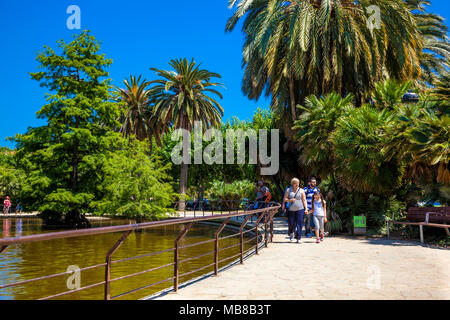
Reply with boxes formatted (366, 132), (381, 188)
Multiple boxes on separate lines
(304, 186), (320, 210)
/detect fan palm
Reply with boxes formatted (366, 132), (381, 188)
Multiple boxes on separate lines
(383, 103), (450, 185)
(293, 92), (354, 177)
(332, 105), (405, 194)
(371, 79), (412, 109)
(226, 0), (422, 131)
(148, 58), (224, 209)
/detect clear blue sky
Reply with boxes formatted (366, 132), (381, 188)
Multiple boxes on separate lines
(0, 0), (449, 148)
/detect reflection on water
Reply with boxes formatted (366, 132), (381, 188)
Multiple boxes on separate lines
(0, 218), (253, 300)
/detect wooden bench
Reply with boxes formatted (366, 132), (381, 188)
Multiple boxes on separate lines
(387, 207), (450, 243)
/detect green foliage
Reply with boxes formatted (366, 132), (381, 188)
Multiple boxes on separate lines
(372, 79), (412, 109)
(227, 0), (423, 123)
(333, 105), (405, 194)
(11, 31), (121, 225)
(148, 58), (224, 131)
(207, 180), (255, 202)
(92, 139), (176, 220)
(293, 93), (354, 177)
(0, 149), (24, 201)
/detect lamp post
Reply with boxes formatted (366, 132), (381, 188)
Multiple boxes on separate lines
(402, 90), (420, 103)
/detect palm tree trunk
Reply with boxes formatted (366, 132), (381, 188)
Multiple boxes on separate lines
(178, 114), (190, 211)
(179, 163), (188, 211)
(289, 68), (296, 121)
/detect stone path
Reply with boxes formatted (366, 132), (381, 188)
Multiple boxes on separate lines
(155, 218), (450, 300)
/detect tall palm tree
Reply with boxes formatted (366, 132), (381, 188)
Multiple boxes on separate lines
(148, 58), (224, 209)
(114, 75), (167, 151)
(226, 0), (422, 135)
(114, 75), (152, 140)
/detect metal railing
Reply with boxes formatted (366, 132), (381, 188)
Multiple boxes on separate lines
(0, 200), (280, 300)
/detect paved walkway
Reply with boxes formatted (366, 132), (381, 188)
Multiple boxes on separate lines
(156, 218), (450, 300)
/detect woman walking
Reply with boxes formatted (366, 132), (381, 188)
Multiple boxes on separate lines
(312, 192), (327, 243)
(3, 196), (11, 215)
(284, 178), (309, 243)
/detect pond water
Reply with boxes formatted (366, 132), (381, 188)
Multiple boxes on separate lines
(0, 217), (254, 300)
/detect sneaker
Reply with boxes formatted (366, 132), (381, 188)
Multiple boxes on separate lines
(324, 231), (329, 237)
(316, 238), (320, 243)
(289, 233), (293, 241)
(320, 236), (324, 242)
(297, 239), (301, 244)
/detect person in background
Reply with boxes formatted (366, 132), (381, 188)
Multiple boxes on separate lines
(3, 196), (11, 214)
(15, 200), (23, 214)
(304, 177), (319, 238)
(284, 178), (309, 243)
(312, 191), (327, 243)
(281, 185), (291, 217)
(254, 180), (270, 209)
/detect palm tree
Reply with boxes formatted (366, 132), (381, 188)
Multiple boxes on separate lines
(383, 102), (450, 186)
(148, 58), (224, 210)
(226, 0), (423, 137)
(432, 66), (450, 101)
(371, 79), (412, 109)
(114, 75), (167, 152)
(332, 105), (405, 194)
(293, 92), (354, 177)
(405, 0), (450, 86)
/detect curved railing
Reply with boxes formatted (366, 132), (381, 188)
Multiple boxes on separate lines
(0, 200), (281, 300)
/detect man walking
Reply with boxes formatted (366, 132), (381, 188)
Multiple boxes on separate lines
(304, 177), (319, 238)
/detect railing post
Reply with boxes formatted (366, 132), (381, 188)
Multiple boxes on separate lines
(214, 218), (231, 276)
(387, 220), (390, 240)
(264, 213), (269, 248)
(105, 230), (132, 300)
(174, 223), (193, 293)
(419, 224), (424, 244)
(239, 215), (252, 264)
(270, 210), (275, 242)
(254, 212), (266, 255)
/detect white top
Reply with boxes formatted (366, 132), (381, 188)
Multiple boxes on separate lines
(288, 187), (305, 211)
(313, 200), (325, 216)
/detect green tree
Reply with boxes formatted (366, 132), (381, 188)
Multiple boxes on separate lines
(92, 139), (176, 221)
(0, 148), (23, 202)
(148, 58), (224, 210)
(13, 31), (121, 227)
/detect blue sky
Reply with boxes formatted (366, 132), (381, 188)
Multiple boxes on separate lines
(0, 0), (449, 148)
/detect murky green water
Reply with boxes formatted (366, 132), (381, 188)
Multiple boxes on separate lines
(0, 217), (255, 300)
